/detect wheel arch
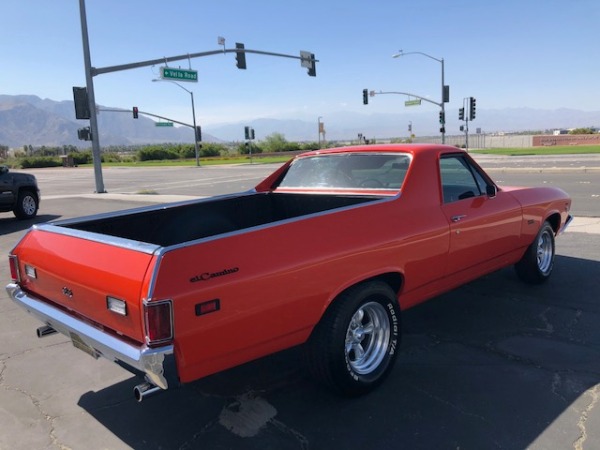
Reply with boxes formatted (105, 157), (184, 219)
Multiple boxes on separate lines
(366, 272), (403, 296)
(17, 186), (39, 199)
(544, 212), (562, 234)
(323, 271), (404, 317)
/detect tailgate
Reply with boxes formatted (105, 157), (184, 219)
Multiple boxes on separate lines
(12, 228), (158, 343)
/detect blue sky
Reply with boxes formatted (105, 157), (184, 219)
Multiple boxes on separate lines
(2, 0), (599, 129)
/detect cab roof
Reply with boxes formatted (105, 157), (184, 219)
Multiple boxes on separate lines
(297, 143), (466, 159)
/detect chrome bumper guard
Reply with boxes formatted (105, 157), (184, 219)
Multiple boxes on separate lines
(6, 283), (177, 390)
(559, 214), (574, 235)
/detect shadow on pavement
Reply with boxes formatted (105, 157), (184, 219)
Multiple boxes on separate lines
(78, 255), (600, 449)
(0, 214), (61, 236)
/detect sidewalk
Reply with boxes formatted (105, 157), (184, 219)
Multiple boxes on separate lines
(567, 216), (600, 234)
(472, 153), (600, 173)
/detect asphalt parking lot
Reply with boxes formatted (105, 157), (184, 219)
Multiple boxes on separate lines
(1, 158), (599, 450)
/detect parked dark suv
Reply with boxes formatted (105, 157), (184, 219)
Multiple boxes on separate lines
(0, 166), (40, 219)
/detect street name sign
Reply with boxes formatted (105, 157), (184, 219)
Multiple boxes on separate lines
(155, 122), (174, 127)
(160, 67), (198, 82)
(405, 99), (422, 106)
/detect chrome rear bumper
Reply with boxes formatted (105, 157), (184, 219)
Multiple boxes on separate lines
(6, 283), (178, 390)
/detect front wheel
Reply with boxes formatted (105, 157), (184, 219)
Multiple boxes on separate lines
(515, 221), (555, 284)
(305, 281), (401, 396)
(13, 190), (39, 220)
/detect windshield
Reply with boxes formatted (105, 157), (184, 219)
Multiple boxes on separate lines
(278, 153), (410, 190)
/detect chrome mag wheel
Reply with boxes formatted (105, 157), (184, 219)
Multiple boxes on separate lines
(345, 301), (391, 375)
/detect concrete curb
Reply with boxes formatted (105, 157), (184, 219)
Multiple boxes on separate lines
(43, 193), (200, 202)
(566, 216), (600, 234)
(485, 167), (600, 174)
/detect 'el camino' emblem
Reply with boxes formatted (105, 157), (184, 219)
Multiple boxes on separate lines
(62, 287), (73, 298)
(190, 267), (239, 283)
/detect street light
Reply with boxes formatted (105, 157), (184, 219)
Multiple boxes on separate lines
(152, 79), (200, 166)
(392, 50), (447, 144)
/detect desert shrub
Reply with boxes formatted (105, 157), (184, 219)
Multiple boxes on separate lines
(20, 157), (62, 168)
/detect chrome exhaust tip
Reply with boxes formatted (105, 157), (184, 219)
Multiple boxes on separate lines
(134, 381), (162, 402)
(36, 325), (57, 338)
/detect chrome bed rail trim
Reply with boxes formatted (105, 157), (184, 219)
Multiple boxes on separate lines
(31, 224), (161, 255)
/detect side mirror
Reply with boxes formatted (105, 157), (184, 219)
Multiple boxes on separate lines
(0, 166), (9, 175)
(486, 184), (497, 198)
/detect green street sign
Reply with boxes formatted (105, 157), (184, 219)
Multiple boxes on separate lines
(405, 99), (421, 106)
(155, 122), (174, 127)
(160, 67), (198, 82)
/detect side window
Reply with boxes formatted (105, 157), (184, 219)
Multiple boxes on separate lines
(440, 155), (484, 203)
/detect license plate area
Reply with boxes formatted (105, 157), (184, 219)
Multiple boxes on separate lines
(70, 332), (100, 359)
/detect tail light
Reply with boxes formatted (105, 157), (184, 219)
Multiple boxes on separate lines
(9, 255), (20, 282)
(143, 299), (173, 346)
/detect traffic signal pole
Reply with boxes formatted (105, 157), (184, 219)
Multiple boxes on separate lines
(441, 57), (446, 144)
(78, 0), (105, 193)
(369, 90), (442, 107)
(365, 90), (447, 143)
(458, 97), (477, 152)
(465, 116), (470, 152)
(78, 0), (317, 193)
(99, 108), (196, 128)
(92, 48), (317, 77)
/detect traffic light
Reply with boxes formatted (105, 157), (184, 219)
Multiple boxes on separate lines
(443, 85), (450, 103)
(307, 53), (316, 77)
(77, 127), (91, 141)
(469, 97), (476, 120)
(235, 43), (246, 70)
(133, 107), (138, 119)
(300, 51), (317, 77)
(195, 126), (202, 142)
(439, 111), (445, 124)
(251, 128), (255, 140)
(244, 126), (250, 140)
(459, 107), (465, 121)
(363, 89), (369, 105)
(73, 87), (90, 119)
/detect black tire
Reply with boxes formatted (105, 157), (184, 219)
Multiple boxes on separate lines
(305, 281), (401, 396)
(515, 221), (555, 284)
(13, 190), (39, 220)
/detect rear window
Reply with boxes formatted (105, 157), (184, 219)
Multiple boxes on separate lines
(277, 153), (411, 190)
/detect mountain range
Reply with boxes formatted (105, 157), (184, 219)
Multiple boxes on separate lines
(1, 94), (599, 149)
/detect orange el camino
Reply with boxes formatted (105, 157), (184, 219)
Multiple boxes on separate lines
(7, 144), (572, 401)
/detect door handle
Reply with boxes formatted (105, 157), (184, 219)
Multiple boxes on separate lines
(451, 214), (467, 222)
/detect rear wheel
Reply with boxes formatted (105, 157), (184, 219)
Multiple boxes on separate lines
(515, 221), (555, 284)
(13, 190), (38, 220)
(305, 281), (401, 396)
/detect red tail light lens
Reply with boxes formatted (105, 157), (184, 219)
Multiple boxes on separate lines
(9, 255), (20, 282)
(144, 300), (173, 346)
